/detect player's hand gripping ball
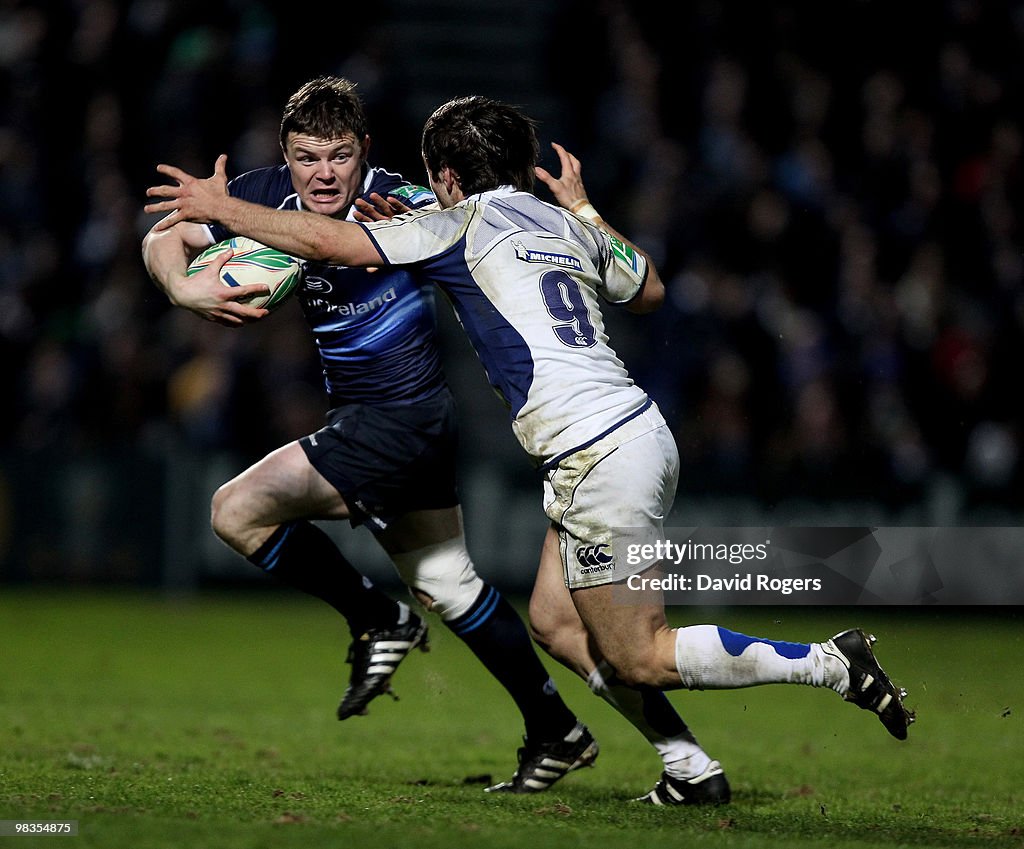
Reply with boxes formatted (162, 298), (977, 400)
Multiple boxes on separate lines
(186, 236), (303, 311)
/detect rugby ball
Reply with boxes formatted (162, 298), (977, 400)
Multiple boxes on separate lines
(186, 236), (303, 311)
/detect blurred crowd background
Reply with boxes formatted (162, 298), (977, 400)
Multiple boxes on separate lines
(1, 0), (1022, 587)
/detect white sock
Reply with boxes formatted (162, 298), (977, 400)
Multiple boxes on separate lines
(674, 625), (849, 691)
(587, 661), (712, 780)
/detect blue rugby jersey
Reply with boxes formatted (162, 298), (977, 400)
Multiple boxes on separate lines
(206, 165), (444, 406)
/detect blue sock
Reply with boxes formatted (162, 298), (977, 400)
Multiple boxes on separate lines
(249, 521), (400, 637)
(447, 584), (578, 742)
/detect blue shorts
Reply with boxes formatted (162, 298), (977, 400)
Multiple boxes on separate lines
(299, 388), (460, 533)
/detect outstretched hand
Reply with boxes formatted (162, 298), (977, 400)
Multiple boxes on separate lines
(535, 142), (590, 212)
(145, 154), (232, 231)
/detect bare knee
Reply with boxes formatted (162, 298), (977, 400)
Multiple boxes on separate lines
(210, 479), (247, 552)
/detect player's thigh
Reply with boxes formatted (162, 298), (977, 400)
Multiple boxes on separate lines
(377, 506), (463, 555)
(530, 526), (584, 636)
(528, 526), (598, 678)
(218, 440), (349, 526)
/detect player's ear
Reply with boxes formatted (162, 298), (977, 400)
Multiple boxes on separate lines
(360, 134), (372, 160)
(445, 166), (466, 201)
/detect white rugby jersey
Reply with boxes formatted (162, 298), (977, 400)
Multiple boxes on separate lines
(360, 186), (653, 467)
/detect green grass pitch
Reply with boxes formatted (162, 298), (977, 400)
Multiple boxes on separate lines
(1, 588), (1021, 848)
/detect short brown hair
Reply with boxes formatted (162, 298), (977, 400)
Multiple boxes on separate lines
(279, 76), (369, 148)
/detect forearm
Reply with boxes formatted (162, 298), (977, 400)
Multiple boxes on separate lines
(212, 197), (376, 266)
(142, 227), (197, 304)
(146, 156), (382, 266)
(535, 143), (664, 312)
(573, 203), (665, 314)
(566, 201), (639, 264)
(141, 219), (276, 325)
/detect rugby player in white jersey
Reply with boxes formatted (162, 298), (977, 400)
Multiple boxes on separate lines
(146, 95), (914, 804)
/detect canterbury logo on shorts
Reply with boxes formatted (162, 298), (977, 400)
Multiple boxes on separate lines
(576, 544), (614, 572)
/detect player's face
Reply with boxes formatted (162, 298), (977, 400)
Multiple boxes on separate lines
(284, 132), (369, 217)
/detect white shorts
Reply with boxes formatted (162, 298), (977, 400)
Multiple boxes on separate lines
(543, 404), (680, 589)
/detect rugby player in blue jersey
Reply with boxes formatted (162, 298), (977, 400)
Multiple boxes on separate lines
(143, 77), (601, 792)
(147, 93), (913, 805)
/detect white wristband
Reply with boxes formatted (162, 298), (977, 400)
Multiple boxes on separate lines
(569, 200), (603, 224)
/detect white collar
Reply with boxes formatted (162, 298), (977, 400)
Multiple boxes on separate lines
(469, 185), (518, 202)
